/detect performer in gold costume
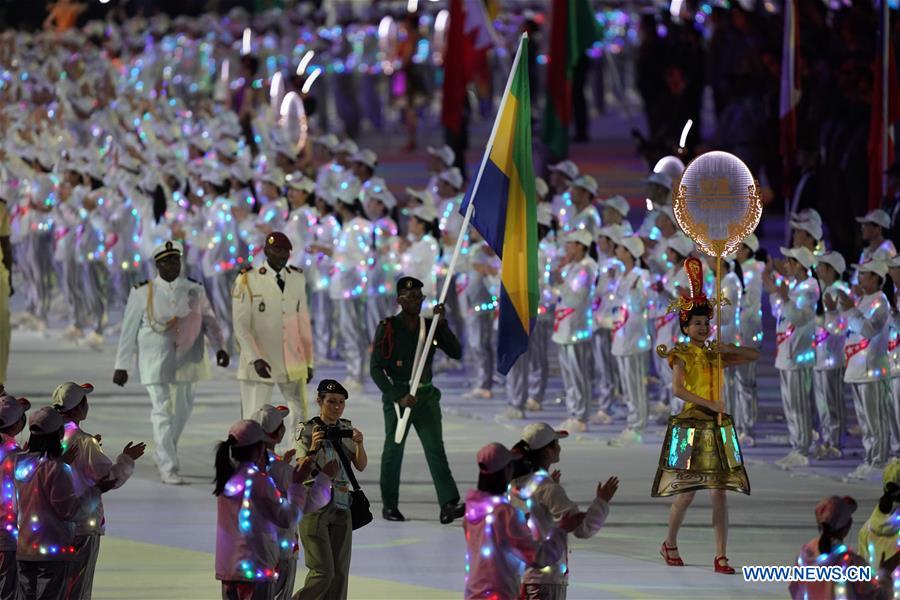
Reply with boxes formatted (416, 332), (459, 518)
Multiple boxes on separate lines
(652, 257), (758, 575)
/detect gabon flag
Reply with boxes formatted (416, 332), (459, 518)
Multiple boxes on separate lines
(460, 35), (538, 374)
(542, 0), (601, 160)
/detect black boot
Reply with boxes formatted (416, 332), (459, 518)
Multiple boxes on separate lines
(439, 501), (465, 524)
(382, 507), (405, 522)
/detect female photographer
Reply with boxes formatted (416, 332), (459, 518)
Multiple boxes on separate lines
(295, 380), (367, 600)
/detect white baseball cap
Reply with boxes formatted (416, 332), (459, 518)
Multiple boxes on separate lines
(667, 233), (694, 258)
(250, 404), (290, 435)
(411, 204), (438, 223)
(597, 224), (627, 245)
(367, 182), (397, 210)
(548, 160), (579, 181)
(286, 173), (316, 193)
(743, 233), (759, 253)
(601, 195), (629, 217)
(0, 395), (30, 428)
(790, 219), (823, 241)
(780, 246), (816, 270)
(619, 235), (646, 260)
(333, 179), (361, 205)
(571, 175), (598, 197)
(521, 422), (568, 450)
(439, 167), (464, 190)
(536, 202), (553, 227)
(563, 229), (593, 248)
(335, 139), (359, 155)
(852, 259), (889, 279)
(817, 251), (846, 275)
(856, 209), (891, 230)
(647, 171), (673, 191)
(260, 169), (286, 188)
(653, 202), (676, 223)
(350, 149), (378, 170)
(426, 145), (455, 167)
(313, 134), (339, 152)
(791, 208), (822, 226)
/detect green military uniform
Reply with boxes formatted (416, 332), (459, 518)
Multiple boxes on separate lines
(370, 310), (463, 512)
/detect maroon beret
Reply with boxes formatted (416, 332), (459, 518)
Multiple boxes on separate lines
(265, 232), (293, 251)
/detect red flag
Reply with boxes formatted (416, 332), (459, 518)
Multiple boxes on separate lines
(779, 0), (799, 199)
(868, 8), (900, 211)
(441, 0), (495, 135)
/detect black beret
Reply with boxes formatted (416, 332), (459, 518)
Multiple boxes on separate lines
(396, 276), (424, 294)
(316, 379), (349, 398)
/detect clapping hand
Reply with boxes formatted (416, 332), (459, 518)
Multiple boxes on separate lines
(596, 476), (619, 502)
(122, 442), (146, 461)
(550, 469), (561, 483)
(282, 449), (296, 464)
(292, 457), (315, 483)
(837, 290), (854, 311)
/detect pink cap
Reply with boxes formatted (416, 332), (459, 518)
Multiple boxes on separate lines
(29, 406), (65, 435)
(228, 420), (266, 448)
(51, 382), (93, 412)
(476, 442), (522, 474)
(815, 496), (857, 530)
(0, 395), (30, 428)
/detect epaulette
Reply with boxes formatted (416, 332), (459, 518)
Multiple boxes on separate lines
(239, 266), (253, 274)
(133, 280), (148, 289)
(187, 277), (200, 285)
(288, 265), (303, 273)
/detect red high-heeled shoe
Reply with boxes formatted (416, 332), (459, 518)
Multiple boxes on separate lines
(714, 556), (735, 574)
(660, 542), (684, 566)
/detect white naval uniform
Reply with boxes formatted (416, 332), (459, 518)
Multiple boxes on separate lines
(114, 275), (224, 477)
(233, 262), (314, 435)
(815, 281), (851, 449)
(591, 252), (625, 414)
(329, 216), (374, 385)
(834, 291), (892, 467)
(611, 267), (652, 432)
(506, 236), (558, 409)
(734, 259), (763, 436)
(771, 276), (819, 456)
(552, 256), (598, 423)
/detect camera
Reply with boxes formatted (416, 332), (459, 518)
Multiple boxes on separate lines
(317, 425), (353, 444)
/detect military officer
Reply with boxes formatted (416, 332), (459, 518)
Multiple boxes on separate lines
(232, 231), (314, 440)
(113, 241), (229, 484)
(370, 276), (466, 524)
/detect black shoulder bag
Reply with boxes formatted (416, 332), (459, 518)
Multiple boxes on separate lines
(332, 441), (373, 530)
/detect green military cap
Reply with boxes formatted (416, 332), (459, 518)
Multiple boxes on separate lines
(396, 276), (424, 295)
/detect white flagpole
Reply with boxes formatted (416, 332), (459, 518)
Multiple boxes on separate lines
(394, 33), (528, 444)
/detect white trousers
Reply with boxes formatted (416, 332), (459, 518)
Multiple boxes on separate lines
(145, 383), (194, 476)
(336, 298), (368, 384)
(850, 380), (891, 466)
(592, 328), (620, 411)
(778, 368), (814, 455)
(733, 361), (758, 435)
(311, 290), (335, 359)
(616, 352), (649, 431)
(558, 342), (593, 422)
(814, 368), (846, 448)
(239, 380), (307, 440)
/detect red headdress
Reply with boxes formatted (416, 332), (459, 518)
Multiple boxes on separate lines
(667, 257), (712, 322)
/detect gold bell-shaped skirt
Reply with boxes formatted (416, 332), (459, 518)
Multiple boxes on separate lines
(651, 406), (751, 497)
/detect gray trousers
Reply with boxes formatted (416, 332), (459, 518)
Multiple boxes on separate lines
(890, 378), (900, 456)
(592, 328), (620, 411)
(465, 313), (495, 390)
(505, 319), (552, 409)
(523, 583), (567, 600)
(16, 560), (67, 600)
(0, 551), (14, 600)
(733, 361), (758, 435)
(59, 256), (86, 330)
(336, 298), (368, 384)
(273, 548), (297, 600)
(558, 342), (593, 422)
(297, 506), (352, 600)
(80, 262), (107, 335)
(365, 294), (394, 338)
(814, 369), (846, 448)
(617, 353), (649, 431)
(21, 232), (54, 321)
(67, 533), (100, 600)
(653, 346), (672, 407)
(311, 291), (335, 360)
(779, 368), (814, 455)
(850, 380), (891, 466)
